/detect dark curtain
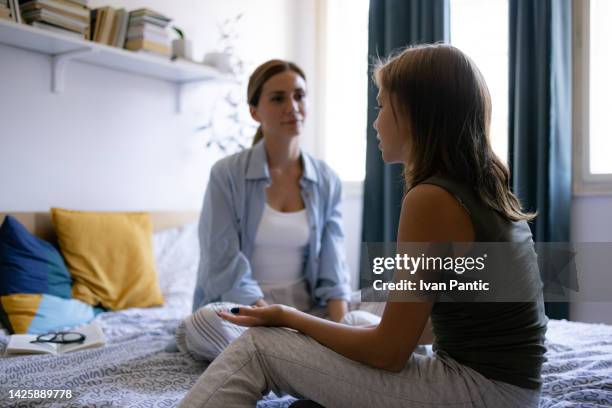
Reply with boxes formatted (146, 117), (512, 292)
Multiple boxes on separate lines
(508, 0), (572, 319)
(361, 0), (449, 254)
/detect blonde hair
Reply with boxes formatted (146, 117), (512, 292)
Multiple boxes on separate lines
(374, 44), (534, 222)
(247, 59), (306, 146)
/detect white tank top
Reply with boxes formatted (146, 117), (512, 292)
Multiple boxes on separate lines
(250, 203), (310, 289)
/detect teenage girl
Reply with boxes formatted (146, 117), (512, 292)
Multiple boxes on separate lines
(179, 45), (547, 408)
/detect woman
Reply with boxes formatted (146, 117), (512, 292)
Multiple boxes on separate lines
(179, 44), (548, 407)
(177, 59), (368, 362)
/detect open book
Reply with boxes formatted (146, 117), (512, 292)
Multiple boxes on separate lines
(4, 320), (106, 356)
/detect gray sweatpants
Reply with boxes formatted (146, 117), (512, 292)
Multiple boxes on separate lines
(178, 326), (541, 408)
(176, 281), (384, 362)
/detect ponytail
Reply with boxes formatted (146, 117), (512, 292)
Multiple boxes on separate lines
(252, 126), (264, 146)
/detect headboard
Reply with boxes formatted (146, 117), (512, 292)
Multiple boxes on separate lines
(0, 211), (200, 241)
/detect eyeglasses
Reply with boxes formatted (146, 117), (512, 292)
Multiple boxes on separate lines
(30, 331), (86, 344)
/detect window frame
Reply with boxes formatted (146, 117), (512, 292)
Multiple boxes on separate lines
(314, 0), (369, 183)
(572, 0), (612, 195)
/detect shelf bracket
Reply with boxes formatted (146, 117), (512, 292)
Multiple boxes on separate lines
(175, 82), (186, 114)
(51, 47), (95, 93)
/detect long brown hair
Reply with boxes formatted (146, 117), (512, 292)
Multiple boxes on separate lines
(247, 59), (306, 146)
(374, 43), (534, 222)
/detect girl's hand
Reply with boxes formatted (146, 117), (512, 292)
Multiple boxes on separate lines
(216, 305), (291, 327)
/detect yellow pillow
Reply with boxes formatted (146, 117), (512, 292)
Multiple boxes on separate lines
(50, 208), (164, 310)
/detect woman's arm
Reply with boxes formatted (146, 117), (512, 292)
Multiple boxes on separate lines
(220, 184), (474, 370)
(312, 168), (352, 309)
(194, 163), (264, 310)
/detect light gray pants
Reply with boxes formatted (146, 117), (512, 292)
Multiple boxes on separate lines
(178, 326), (541, 408)
(177, 281), (384, 362)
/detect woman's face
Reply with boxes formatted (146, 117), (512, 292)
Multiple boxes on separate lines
(250, 70), (307, 140)
(373, 89), (411, 164)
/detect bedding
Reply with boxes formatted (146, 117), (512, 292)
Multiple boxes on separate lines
(0, 222), (611, 407)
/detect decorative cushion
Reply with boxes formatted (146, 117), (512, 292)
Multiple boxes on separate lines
(51, 208), (164, 310)
(0, 215), (71, 298)
(0, 293), (96, 334)
(0, 215), (95, 334)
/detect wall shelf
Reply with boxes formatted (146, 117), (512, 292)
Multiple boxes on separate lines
(0, 19), (223, 113)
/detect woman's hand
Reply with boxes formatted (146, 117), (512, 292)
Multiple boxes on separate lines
(217, 305), (292, 327)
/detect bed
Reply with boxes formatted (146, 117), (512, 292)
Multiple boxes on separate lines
(1, 212), (611, 407)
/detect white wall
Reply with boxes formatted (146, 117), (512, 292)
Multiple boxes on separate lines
(0, 0), (319, 212)
(570, 196), (612, 324)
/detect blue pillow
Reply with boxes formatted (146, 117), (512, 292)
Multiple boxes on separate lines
(0, 215), (98, 334)
(0, 215), (72, 298)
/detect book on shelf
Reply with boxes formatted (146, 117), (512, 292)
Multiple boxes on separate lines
(21, 8), (88, 35)
(123, 8), (171, 58)
(92, 6), (113, 44)
(89, 6), (96, 39)
(127, 22), (167, 37)
(30, 20), (82, 39)
(0, 3), (11, 20)
(127, 14), (170, 28)
(110, 8), (128, 48)
(91, 6), (127, 47)
(4, 320), (106, 356)
(125, 38), (170, 57)
(19, 0), (90, 39)
(8, 0), (22, 23)
(20, 0), (89, 19)
(126, 28), (168, 45)
(129, 8), (170, 25)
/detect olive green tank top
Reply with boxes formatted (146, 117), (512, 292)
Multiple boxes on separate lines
(422, 176), (548, 390)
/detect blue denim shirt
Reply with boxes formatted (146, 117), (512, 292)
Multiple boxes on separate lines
(192, 141), (351, 311)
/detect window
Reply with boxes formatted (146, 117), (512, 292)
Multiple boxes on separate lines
(574, 0), (612, 194)
(450, 0), (509, 163)
(319, 0), (369, 182)
(320, 0), (511, 180)
(588, 0), (612, 175)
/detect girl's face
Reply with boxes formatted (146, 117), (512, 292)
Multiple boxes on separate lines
(250, 70), (307, 140)
(373, 89), (411, 164)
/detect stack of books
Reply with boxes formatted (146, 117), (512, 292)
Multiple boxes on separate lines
(19, 0), (90, 39)
(0, 0), (12, 21)
(90, 6), (129, 48)
(124, 8), (171, 58)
